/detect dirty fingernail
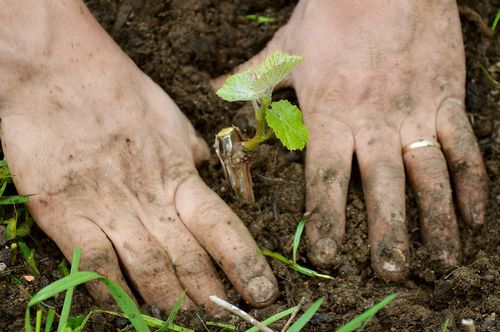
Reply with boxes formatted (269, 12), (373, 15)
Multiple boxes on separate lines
(308, 238), (337, 268)
(378, 248), (407, 281)
(247, 275), (277, 306)
(470, 200), (486, 228)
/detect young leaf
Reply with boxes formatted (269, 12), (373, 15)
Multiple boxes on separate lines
(58, 247), (82, 332)
(253, 50), (302, 94)
(266, 100), (308, 150)
(157, 292), (186, 332)
(0, 195), (30, 205)
(292, 217), (306, 263)
(245, 306), (298, 332)
(287, 297), (324, 332)
(216, 70), (257, 102)
(28, 271), (102, 306)
(336, 293), (397, 332)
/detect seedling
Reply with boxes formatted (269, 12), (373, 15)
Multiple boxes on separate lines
(260, 214), (333, 280)
(215, 50), (308, 202)
(26, 247), (192, 332)
(244, 14), (275, 24)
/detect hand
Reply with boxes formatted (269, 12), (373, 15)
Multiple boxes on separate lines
(215, 0), (488, 280)
(0, 0), (277, 312)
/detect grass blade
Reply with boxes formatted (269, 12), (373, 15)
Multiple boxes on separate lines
(441, 319), (449, 332)
(336, 293), (397, 332)
(260, 250), (333, 280)
(57, 247), (81, 332)
(0, 195), (30, 205)
(18, 241), (40, 275)
(25, 307), (33, 332)
(28, 271), (101, 306)
(245, 306), (298, 332)
(292, 217), (306, 263)
(45, 308), (56, 332)
(100, 277), (150, 332)
(492, 9), (500, 31)
(286, 297), (324, 332)
(206, 321), (237, 331)
(35, 309), (42, 332)
(157, 292), (186, 332)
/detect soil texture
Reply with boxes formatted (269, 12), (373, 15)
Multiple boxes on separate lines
(1, 0), (499, 331)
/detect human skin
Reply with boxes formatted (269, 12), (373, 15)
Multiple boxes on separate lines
(215, 0), (488, 279)
(0, 0), (278, 312)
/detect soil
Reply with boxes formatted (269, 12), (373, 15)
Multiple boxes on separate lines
(0, 0), (499, 331)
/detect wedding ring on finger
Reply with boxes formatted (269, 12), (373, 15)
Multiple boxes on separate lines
(402, 138), (441, 154)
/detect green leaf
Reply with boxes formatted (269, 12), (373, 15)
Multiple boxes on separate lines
(336, 293), (397, 332)
(0, 195), (30, 205)
(266, 100), (308, 150)
(287, 297), (324, 332)
(5, 216), (17, 239)
(157, 292), (186, 332)
(216, 70), (257, 102)
(260, 250), (333, 280)
(25, 307), (33, 332)
(206, 321), (237, 331)
(0, 181), (8, 197)
(441, 319), (449, 332)
(244, 14), (275, 24)
(35, 308), (43, 332)
(245, 306), (298, 332)
(57, 247), (81, 332)
(253, 50), (302, 94)
(18, 241), (40, 275)
(292, 217), (306, 263)
(45, 308), (56, 332)
(28, 271), (102, 306)
(100, 278), (150, 332)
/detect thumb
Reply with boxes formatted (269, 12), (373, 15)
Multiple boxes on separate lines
(211, 25), (290, 91)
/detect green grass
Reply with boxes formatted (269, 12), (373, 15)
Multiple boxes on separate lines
(244, 14), (275, 24)
(25, 247), (192, 332)
(336, 293), (397, 331)
(491, 9), (500, 31)
(260, 214), (333, 280)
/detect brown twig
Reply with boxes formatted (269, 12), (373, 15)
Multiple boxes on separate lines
(281, 297), (308, 332)
(209, 295), (273, 332)
(458, 5), (495, 38)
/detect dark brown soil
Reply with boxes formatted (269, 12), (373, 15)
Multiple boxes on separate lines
(1, 0), (499, 331)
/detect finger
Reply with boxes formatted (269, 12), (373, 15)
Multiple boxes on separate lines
(211, 25), (290, 90)
(89, 202), (195, 311)
(403, 145), (461, 269)
(355, 130), (409, 281)
(436, 98), (488, 228)
(139, 202), (227, 315)
(28, 196), (132, 307)
(175, 176), (278, 308)
(186, 123), (210, 167)
(304, 113), (354, 268)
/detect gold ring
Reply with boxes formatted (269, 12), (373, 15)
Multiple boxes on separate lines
(402, 139), (441, 154)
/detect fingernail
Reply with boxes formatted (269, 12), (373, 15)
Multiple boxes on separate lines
(470, 200), (486, 228)
(380, 248), (406, 273)
(309, 238), (337, 268)
(247, 276), (277, 305)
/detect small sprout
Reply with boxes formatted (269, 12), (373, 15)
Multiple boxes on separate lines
(215, 50), (308, 202)
(244, 14), (275, 24)
(491, 9), (500, 31)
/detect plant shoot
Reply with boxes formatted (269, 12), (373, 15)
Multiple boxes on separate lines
(215, 50), (308, 202)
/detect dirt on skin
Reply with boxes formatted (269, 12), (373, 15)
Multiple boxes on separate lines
(0, 0), (499, 331)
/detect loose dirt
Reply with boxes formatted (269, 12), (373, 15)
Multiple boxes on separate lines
(1, 0), (498, 331)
